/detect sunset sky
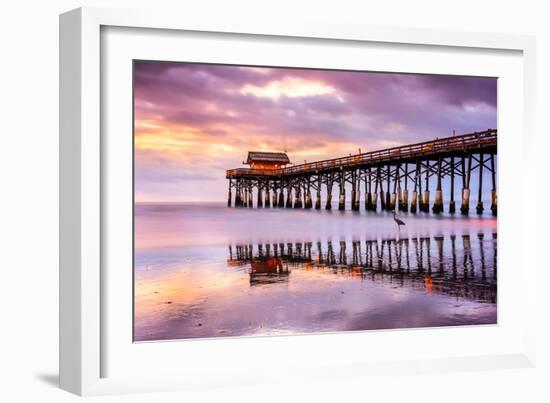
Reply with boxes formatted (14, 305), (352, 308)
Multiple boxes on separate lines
(134, 61), (497, 202)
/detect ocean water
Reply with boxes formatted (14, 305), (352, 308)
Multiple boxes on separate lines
(134, 203), (497, 341)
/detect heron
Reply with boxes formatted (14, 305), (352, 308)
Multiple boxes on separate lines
(392, 211), (406, 231)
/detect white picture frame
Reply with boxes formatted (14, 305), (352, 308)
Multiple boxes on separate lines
(60, 6), (537, 396)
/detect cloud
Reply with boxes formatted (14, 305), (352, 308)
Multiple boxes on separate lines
(133, 61), (497, 201)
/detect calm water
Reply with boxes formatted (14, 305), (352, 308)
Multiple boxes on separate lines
(134, 203), (497, 341)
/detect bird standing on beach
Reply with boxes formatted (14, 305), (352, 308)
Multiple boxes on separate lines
(392, 211), (406, 231)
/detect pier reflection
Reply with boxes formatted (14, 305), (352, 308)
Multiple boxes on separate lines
(228, 233), (497, 303)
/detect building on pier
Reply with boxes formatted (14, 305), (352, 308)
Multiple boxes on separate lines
(245, 151), (290, 170)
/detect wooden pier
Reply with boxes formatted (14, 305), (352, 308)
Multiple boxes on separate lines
(226, 129), (497, 215)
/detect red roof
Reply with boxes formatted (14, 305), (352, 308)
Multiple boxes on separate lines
(246, 151), (290, 165)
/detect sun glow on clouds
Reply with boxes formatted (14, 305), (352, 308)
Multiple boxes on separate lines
(133, 61), (497, 202)
(240, 77), (336, 100)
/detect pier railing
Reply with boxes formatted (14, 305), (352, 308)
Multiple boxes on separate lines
(226, 129), (496, 178)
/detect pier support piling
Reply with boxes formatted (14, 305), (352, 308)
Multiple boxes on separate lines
(476, 153), (484, 214)
(326, 173), (333, 210)
(449, 157), (456, 213)
(272, 189), (278, 208)
(285, 186), (292, 208)
(423, 163), (430, 213)
(264, 181), (270, 208)
(411, 162), (419, 213)
(400, 164), (408, 211)
(432, 157), (443, 213)
(461, 156), (472, 215)
(351, 170), (360, 211)
(386, 165), (391, 211)
(257, 186), (263, 208)
(490, 154), (497, 215)
(338, 170), (346, 210)
(315, 175), (321, 210)
(294, 184), (303, 208)
(305, 178), (312, 209)
(365, 168), (372, 211)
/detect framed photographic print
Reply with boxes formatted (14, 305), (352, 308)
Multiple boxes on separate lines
(60, 7), (537, 396)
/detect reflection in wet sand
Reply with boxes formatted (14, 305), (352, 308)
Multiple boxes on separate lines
(228, 234), (496, 304)
(134, 203), (497, 342)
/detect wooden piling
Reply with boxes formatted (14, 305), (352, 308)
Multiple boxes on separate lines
(391, 164), (398, 211)
(423, 161), (430, 212)
(338, 169), (346, 210)
(461, 155), (472, 214)
(315, 174), (321, 209)
(410, 162), (419, 213)
(449, 156), (456, 213)
(294, 182), (303, 208)
(432, 157), (443, 213)
(257, 184), (263, 208)
(305, 177), (312, 208)
(378, 166), (385, 211)
(490, 154), (497, 215)
(386, 164), (391, 211)
(272, 188), (278, 207)
(351, 170), (360, 211)
(476, 152), (484, 214)
(264, 180), (270, 208)
(365, 168), (372, 210)
(372, 167), (379, 211)
(326, 173), (333, 210)
(401, 164), (408, 212)
(285, 184), (292, 208)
